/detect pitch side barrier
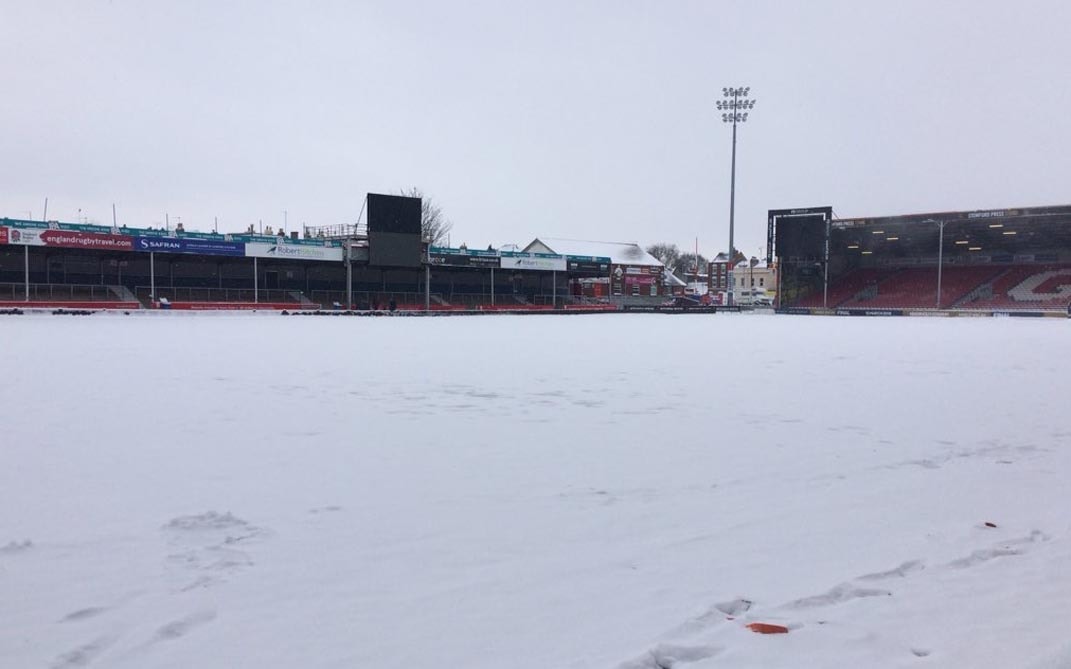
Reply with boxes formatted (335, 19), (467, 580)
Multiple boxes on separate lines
(0, 300), (140, 310)
(621, 305), (738, 314)
(776, 307), (1067, 318)
(282, 307), (620, 317)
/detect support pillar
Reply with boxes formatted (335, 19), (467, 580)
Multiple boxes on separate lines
(936, 220), (945, 309)
(346, 251), (353, 309)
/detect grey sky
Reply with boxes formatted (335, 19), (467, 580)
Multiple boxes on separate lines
(2, 1), (1069, 257)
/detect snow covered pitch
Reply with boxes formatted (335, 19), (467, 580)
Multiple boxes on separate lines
(2, 313), (1070, 668)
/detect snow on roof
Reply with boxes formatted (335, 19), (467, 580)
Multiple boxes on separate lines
(665, 272), (688, 287)
(523, 238), (664, 267)
(710, 252), (771, 269)
(736, 258), (772, 270)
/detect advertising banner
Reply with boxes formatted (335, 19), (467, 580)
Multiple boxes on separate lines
(429, 253), (500, 268)
(245, 242), (344, 262)
(5, 226), (134, 250)
(134, 236), (245, 256)
(566, 256), (611, 273)
(835, 309), (905, 317)
(0, 226), (8, 245)
(499, 253), (567, 272)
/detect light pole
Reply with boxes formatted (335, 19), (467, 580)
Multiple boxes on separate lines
(717, 86), (756, 307)
(750, 256), (758, 304)
(927, 218), (945, 308)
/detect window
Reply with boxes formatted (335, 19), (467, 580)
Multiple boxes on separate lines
(631, 284), (640, 296)
(650, 283), (657, 296)
(760, 278), (765, 286)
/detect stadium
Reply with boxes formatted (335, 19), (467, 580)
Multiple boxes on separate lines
(772, 203), (1071, 316)
(0, 193), (675, 314)
(5, 198), (1070, 318)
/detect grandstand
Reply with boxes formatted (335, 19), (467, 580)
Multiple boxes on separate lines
(0, 215), (670, 312)
(775, 204), (1071, 314)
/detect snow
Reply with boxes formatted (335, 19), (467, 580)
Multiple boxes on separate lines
(1, 312), (1070, 668)
(526, 238), (663, 267)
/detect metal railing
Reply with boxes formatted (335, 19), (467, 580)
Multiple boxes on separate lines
(304, 222), (366, 240)
(134, 286), (305, 303)
(0, 283), (123, 301)
(308, 290), (445, 308)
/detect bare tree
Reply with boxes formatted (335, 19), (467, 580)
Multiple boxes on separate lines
(647, 243), (709, 281)
(646, 243), (682, 274)
(399, 187), (453, 246)
(678, 252), (709, 283)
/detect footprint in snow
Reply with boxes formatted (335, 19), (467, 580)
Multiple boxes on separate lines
(308, 505), (343, 514)
(162, 511), (268, 590)
(946, 530), (1048, 569)
(857, 559), (925, 581)
(0, 539), (33, 554)
(786, 583), (891, 609)
(51, 636), (115, 668)
(154, 610), (217, 642)
(60, 606), (108, 623)
(618, 643), (722, 669)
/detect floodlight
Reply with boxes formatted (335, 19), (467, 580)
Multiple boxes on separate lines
(716, 84), (755, 307)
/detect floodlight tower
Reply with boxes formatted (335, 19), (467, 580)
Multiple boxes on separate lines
(717, 86), (756, 307)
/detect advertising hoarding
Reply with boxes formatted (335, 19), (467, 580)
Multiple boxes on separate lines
(4, 226), (134, 250)
(245, 242), (344, 262)
(133, 237), (245, 256)
(500, 253), (567, 272)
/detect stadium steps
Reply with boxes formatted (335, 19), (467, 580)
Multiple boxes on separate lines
(288, 291), (318, 308)
(953, 268), (1011, 308)
(112, 285), (142, 306)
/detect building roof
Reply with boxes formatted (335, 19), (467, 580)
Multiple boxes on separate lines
(665, 272), (687, 287)
(735, 258), (772, 270)
(709, 251), (770, 269)
(523, 238), (663, 267)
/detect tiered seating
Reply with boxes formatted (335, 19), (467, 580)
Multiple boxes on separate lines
(838, 266), (1002, 309)
(935, 266), (1008, 306)
(840, 268), (934, 308)
(964, 265), (1071, 310)
(792, 268), (892, 308)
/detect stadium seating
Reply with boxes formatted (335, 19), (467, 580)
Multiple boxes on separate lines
(840, 265), (1004, 310)
(792, 268), (893, 308)
(797, 264), (1071, 311)
(960, 265), (1071, 310)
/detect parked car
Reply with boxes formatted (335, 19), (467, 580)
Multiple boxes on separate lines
(661, 296), (703, 308)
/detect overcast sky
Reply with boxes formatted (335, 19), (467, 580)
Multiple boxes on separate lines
(2, 1), (1069, 257)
